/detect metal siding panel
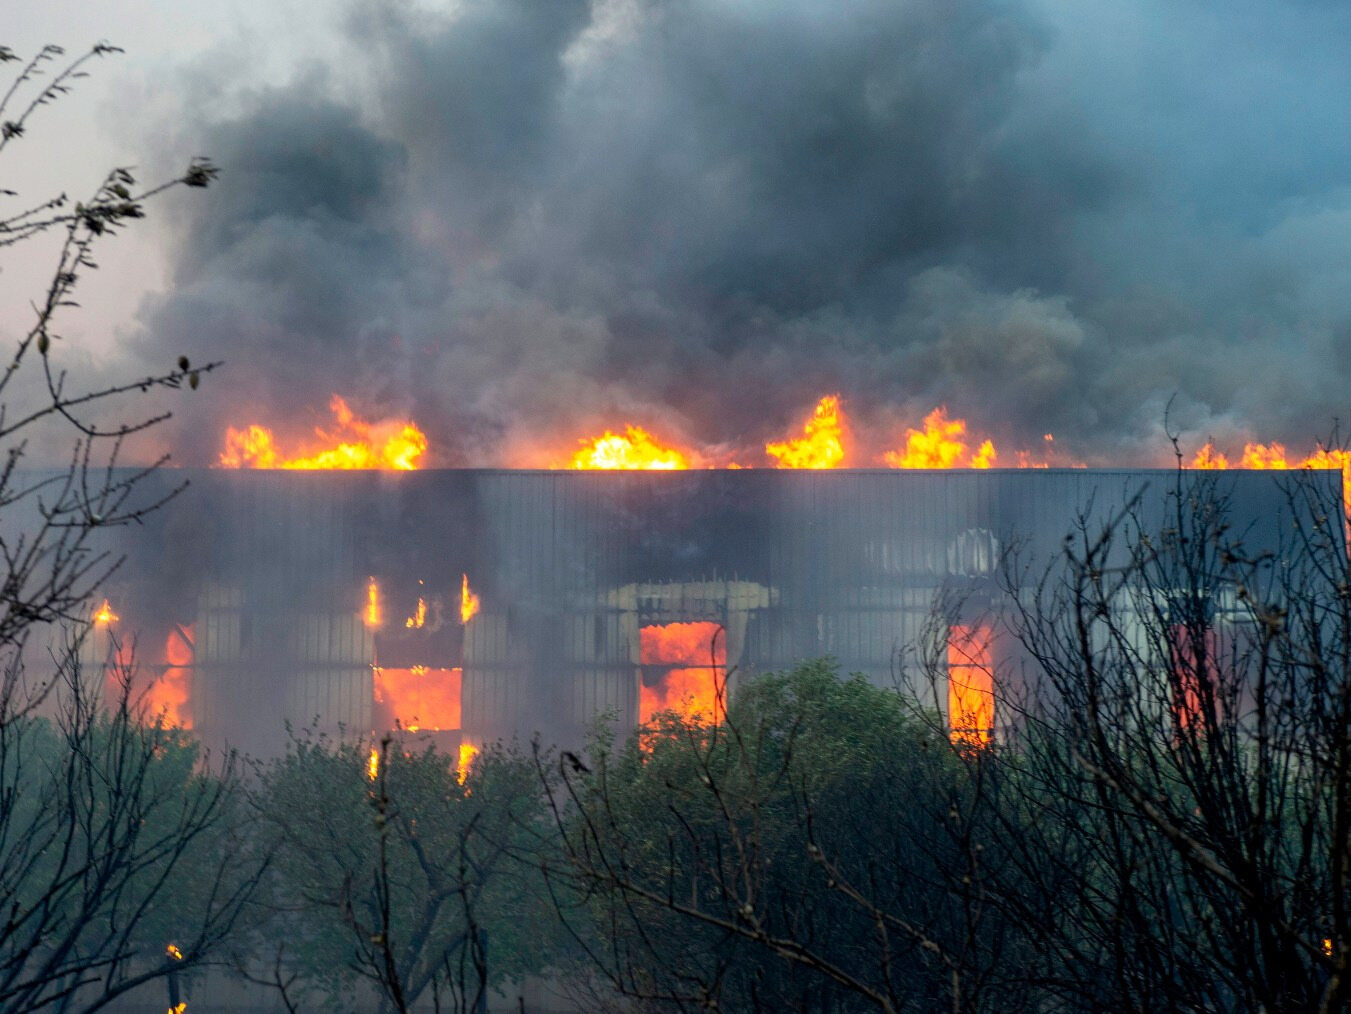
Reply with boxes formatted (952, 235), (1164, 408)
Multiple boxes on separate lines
(91, 467), (1321, 750)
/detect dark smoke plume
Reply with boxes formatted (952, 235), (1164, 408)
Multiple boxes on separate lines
(130, 0), (1351, 466)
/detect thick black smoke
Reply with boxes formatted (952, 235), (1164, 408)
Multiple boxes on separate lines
(132, 0), (1351, 466)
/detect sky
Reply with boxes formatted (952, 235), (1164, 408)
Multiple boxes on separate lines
(6, 0), (1351, 467)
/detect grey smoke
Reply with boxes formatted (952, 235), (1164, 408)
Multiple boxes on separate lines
(131, 0), (1351, 465)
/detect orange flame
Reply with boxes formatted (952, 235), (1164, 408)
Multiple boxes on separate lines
(405, 581), (427, 630)
(367, 747), (380, 782)
(219, 395), (427, 470)
(1170, 624), (1220, 733)
(96, 610), (136, 714)
(166, 943), (184, 961)
(1240, 443), (1291, 469)
(1303, 449), (1351, 511)
(765, 395), (847, 469)
(146, 624), (193, 729)
(373, 665), (462, 732)
(460, 574), (480, 624)
(884, 407), (997, 469)
(948, 624), (994, 748)
(549, 397), (1074, 471)
(639, 622), (725, 725)
(570, 426), (691, 469)
(457, 742), (479, 784)
(1189, 441), (1351, 511)
(1190, 442), (1231, 470)
(364, 577), (383, 629)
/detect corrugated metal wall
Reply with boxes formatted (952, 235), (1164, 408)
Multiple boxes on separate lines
(101, 468), (1331, 753)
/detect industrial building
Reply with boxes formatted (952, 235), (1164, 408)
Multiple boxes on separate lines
(81, 468), (1327, 756)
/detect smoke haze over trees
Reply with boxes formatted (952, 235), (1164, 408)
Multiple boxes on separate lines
(546, 468), (1351, 1013)
(112, 0), (1351, 467)
(13, 24), (1351, 1013)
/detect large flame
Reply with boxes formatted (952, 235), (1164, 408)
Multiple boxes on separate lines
(765, 395), (847, 469)
(550, 396), (1075, 470)
(364, 577), (383, 629)
(373, 665), (462, 733)
(1190, 442), (1231, 470)
(457, 742), (479, 785)
(948, 623), (994, 748)
(460, 574), (480, 624)
(570, 426), (692, 470)
(146, 624), (193, 729)
(91, 603), (191, 728)
(882, 409), (1067, 468)
(639, 621), (725, 725)
(219, 395), (427, 470)
(884, 407), (997, 469)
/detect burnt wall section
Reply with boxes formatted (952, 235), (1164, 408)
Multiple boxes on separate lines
(92, 468), (1330, 755)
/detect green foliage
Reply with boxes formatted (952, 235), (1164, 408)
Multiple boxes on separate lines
(987, 468), (1351, 1012)
(0, 665), (254, 1010)
(253, 733), (558, 1008)
(0, 38), (237, 1011)
(559, 660), (1018, 1011)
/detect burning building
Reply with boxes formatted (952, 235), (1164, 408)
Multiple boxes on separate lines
(86, 467), (1330, 756)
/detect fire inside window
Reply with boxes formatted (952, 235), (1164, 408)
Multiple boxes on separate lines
(373, 666), (463, 733)
(947, 624), (994, 747)
(1167, 593), (1221, 733)
(93, 608), (193, 729)
(368, 577), (472, 733)
(156, 624), (195, 729)
(1169, 624), (1220, 732)
(639, 622), (726, 726)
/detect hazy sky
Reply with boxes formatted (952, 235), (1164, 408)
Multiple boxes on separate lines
(8, 0), (1351, 466)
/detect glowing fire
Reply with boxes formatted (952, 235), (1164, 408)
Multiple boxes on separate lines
(882, 409), (1066, 468)
(884, 407), (997, 469)
(146, 624), (193, 729)
(367, 747), (380, 782)
(549, 397), (1075, 470)
(948, 624), (994, 747)
(1190, 440), (1351, 510)
(373, 665), (462, 732)
(766, 395), (847, 469)
(570, 426), (692, 470)
(1190, 442), (1231, 470)
(405, 581), (427, 629)
(457, 742), (479, 784)
(364, 577), (382, 629)
(639, 622), (726, 725)
(219, 395), (427, 470)
(166, 943), (184, 961)
(1012, 434), (1055, 468)
(460, 574), (480, 624)
(91, 603), (191, 727)
(95, 605), (136, 710)
(1170, 624), (1220, 732)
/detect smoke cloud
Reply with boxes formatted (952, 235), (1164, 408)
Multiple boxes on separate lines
(129, 0), (1351, 465)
